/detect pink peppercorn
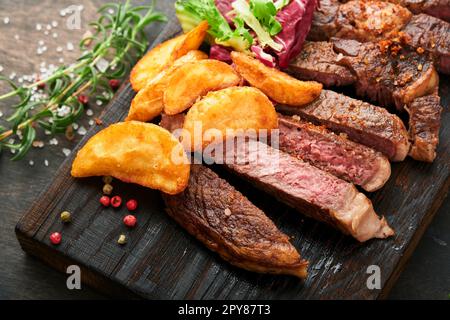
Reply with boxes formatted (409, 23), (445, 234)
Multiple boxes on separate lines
(123, 215), (137, 228)
(77, 95), (89, 105)
(109, 79), (120, 90)
(111, 195), (122, 208)
(50, 232), (61, 245)
(100, 195), (110, 207)
(126, 199), (138, 211)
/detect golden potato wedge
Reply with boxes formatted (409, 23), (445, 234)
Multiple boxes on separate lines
(183, 87), (278, 151)
(71, 121), (190, 195)
(163, 60), (242, 115)
(126, 50), (208, 122)
(130, 21), (209, 91)
(231, 51), (323, 107)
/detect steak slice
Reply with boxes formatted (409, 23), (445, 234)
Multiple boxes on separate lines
(286, 41), (356, 87)
(332, 38), (439, 110)
(309, 0), (450, 74)
(309, 0), (412, 42)
(278, 114), (391, 191)
(160, 113), (394, 242)
(277, 90), (410, 162)
(213, 138), (394, 242)
(407, 94), (443, 162)
(338, 0), (450, 22)
(402, 14), (450, 74)
(162, 164), (309, 278)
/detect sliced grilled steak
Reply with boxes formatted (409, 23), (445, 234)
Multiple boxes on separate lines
(339, 0), (450, 22)
(402, 14), (450, 74)
(332, 38), (439, 109)
(162, 164), (309, 278)
(212, 138), (394, 242)
(278, 114), (391, 191)
(277, 90), (410, 161)
(287, 41), (356, 86)
(160, 113), (394, 242)
(309, 0), (450, 74)
(309, 0), (412, 42)
(288, 40), (438, 110)
(407, 94), (443, 162)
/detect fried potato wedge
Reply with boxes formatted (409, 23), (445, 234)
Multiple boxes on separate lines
(183, 87), (278, 151)
(126, 50), (208, 122)
(130, 21), (209, 91)
(231, 51), (323, 107)
(163, 60), (242, 115)
(71, 121), (190, 195)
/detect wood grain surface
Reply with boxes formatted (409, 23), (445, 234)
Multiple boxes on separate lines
(1, 0), (449, 300)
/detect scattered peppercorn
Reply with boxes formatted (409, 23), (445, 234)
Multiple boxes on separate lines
(109, 79), (120, 90)
(126, 199), (138, 211)
(103, 183), (113, 195)
(117, 234), (127, 245)
(100, 195), (111, 207)
(77, 94), (89, 105)
(111, 195), (122, 208)
(60, 211), (71, 223)
(103, 176), (113, 184)
(50, 232), (62, 245)
(36, 78), (46, 90)
(123, 215), (137, 228)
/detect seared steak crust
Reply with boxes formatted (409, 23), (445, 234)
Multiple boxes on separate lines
(332, 38), (439, 109)
(277, 90), (410, 161)
(278, 114), (391, 191)
(309, 0), (450, 74)
(407, 94), (443, 162)
(286, 41), (356, 86)
(402, 14), (450, 74)
(162, 165), (309, 278)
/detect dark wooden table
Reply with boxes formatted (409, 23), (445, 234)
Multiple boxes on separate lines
(0, 0), (448, 300)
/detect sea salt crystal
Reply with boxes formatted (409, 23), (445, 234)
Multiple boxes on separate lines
(32, 140), (44, 148)
(3, 17), (10, 24)
(9, 72), (16, 80)
(52, 32), (58, 38)
(59, 58), (64, 64)
(51, 21), (58, 27)
(38, 40), (45, 46)
(86, 109), (93, 116)
(60, 10), (66, 17)
(14, 34), (20, 40)
(36, 23), (42, 31)
(49, 138), (58, 145)
(46, 24), (52, 30)
(0, 111), (3, 118)
(96, 100), (103, 106)
(95, 58), (109, 73)
(10, 149), (16, 154)
(108, 8), (114, 14)
(57, 105), (71, 117)
(44, 159), (49, 166)
(56, 46), (63, 53)
(77, 126), (87, 136)
(29, 160), (34, 166)
(44, 30), (49, 35)
(44, 130), (51, 135)
(66, 42), (74, 51)
(62, 148), (71, 157)
(0, 65), (3, 72)
(88, 119), (94, 126)
(72, 123), (79, 130)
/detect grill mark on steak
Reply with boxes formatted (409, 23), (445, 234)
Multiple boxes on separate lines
(162, 164), (309, 278)
(278, 114), (391, 191)
(277, 90), (410, 162)
(407, 93), (443, 162)
(286, 41), (357, 86)
(309, 0), (450, 74)
(160, 113), (394, 242)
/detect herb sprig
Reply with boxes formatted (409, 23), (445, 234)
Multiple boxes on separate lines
(0, 1), (166, 160)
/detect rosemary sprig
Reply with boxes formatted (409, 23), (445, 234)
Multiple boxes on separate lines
(0, 0), (166, 160)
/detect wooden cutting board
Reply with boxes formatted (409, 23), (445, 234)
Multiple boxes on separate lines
(15, 7), (450, 300)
